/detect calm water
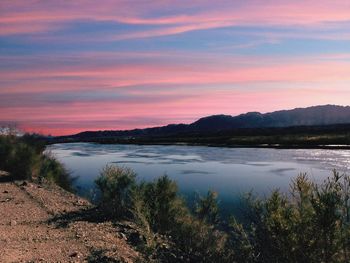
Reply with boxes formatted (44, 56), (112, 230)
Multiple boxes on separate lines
(48, 143), (350, 212)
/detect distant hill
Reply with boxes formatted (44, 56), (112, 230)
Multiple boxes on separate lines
(190, 105), (350, 131)
(62, 105), (350, 140)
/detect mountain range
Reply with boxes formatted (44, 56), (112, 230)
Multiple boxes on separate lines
(67, 105), (350, 139)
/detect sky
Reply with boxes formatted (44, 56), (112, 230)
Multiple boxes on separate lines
(1, 0), (350, 135)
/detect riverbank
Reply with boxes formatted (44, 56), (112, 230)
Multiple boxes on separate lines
(51, 123), (350, 150)
(0, 172), (140, 262)
(49, 139), (350, 150)
(98, 141), (350, 150)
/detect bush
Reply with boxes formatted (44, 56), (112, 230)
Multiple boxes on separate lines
(195, 190), (220, 225)
(39, 154), (75, 192)
(0, 135), (41, 180)
(171, 214), (227, 262)
(95, 166), (227, 261)
(95, 165), (137, 217)
(95, 166), (187, 232)
(227, 171), (350, 263)
(141, 175), (186, 233)
(94, 164), (350, 262)
(0, 135), (14, 170)
(0, 134), (75, 191)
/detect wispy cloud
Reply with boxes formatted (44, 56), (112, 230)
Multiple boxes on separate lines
(1, 1), (350, 135)
(1, 1), (350, 38)
(1, 52), (350, 93)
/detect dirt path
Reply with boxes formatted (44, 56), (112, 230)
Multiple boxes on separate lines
(0, 174), (140, 263)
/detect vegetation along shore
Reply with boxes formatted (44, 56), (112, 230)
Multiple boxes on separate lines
(1, 134), (350, 262)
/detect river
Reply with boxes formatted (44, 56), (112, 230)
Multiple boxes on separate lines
(48, 143), (350, 214)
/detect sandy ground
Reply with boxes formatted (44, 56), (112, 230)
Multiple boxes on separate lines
(0, 172), (140, 263)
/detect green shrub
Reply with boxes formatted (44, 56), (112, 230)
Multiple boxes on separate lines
(171, 214), (227, 262)
(0, 134), (74, 191)
(94, 166), (224, 260)
(39, 154), (75, 192)
(227, 171), (350, 263)
(94, 164), (350, 262)
(95, 165), (137, 217)
(128, 182), (152, 232)
(0, 135), (14, 170)
(95, 167), (188, 233)
(195, 190), (220, 225)
(141, 175), (186, 233)
(0, 135), (41, 180)
(225, 217), (256, 262)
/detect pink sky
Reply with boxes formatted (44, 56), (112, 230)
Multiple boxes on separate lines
(1, 1), (350, 135)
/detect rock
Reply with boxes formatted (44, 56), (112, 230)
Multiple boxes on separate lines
(20, 181), (27, 186)
(69, 251), (78, 257)
(119, 233), (127, 240)
(3, 190), (8, 193)
(10, 220), (17, 226)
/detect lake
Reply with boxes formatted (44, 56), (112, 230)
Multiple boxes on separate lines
(48, 143), (350, 214)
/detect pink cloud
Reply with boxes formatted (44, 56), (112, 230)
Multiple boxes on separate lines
(4, 85), (349, 135)
(1, 56), (350, 94)
(1, 1), (350, 135)
(1, 1), (349, 37)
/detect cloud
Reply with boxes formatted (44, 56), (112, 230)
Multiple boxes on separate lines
(1, 52), (350, 94)
(1, 1), (350, 135)
(1, 1), (350, 38)
(4, 84), (350, 135)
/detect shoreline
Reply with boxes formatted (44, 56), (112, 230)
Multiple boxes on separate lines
(49, 140), (350, 150)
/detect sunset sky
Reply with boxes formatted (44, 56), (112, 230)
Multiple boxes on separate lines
(1, 0), (350, 135)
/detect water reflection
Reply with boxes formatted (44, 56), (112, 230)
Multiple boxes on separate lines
(48, 143), (350, 207)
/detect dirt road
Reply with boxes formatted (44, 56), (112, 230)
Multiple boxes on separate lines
(0, 173), (140, 263)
